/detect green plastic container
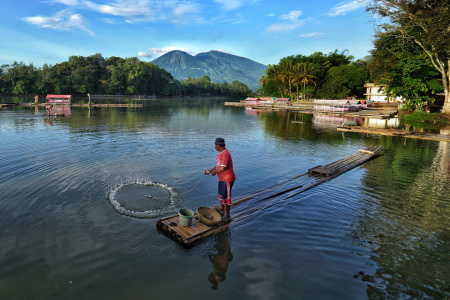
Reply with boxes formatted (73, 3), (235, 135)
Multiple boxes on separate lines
(178, 208), (194, 227)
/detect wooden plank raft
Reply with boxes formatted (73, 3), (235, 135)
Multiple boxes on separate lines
(156, 146), (384, 246)
(157, 213), (231, 246)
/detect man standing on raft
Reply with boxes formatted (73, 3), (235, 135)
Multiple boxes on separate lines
(204, 137), (236, 222)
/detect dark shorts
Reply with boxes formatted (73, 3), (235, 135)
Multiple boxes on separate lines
(218, 181), (234, 205)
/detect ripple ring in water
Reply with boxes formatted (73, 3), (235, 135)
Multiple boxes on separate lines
(107, 180), (178, 219)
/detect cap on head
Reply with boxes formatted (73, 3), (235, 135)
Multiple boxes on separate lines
(214, 137), (225, 146)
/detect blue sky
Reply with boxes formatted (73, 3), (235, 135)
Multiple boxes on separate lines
(0, 0), (376, 67)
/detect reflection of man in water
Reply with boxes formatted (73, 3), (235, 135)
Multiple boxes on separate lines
(46, 104), (53, 115)
(208, 232), (233, 290)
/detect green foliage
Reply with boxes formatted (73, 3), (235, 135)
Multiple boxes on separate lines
(370, 31), (443, 109)
(178, 76), (251, 97)
(0, 53), (252, 97)
(260, 50), (368, 100)
(367, 0), (450, 111)
(402, 111), (450, 129)
(316, 66), (350, 99)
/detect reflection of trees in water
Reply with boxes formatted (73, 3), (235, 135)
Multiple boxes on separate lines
(354, 139), (450, 299)
(260, 110), (360, 144)
(61, 98), (238, 130)
(313, 114), (363, 129)
(240, 254), (283, 300)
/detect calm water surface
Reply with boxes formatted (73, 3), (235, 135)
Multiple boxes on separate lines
(1, 98), (449, 299)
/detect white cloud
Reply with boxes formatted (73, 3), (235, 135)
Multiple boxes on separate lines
(23, 11), (93, 34)
(214, 49), (232, 54)
(267, 23), (303, 32)
(36, 0), (248, 27)
(137, 51), (151, 58)
(173, 3), (197, 16)
(214, 0), (259, 11)
(82, 0), (205, 24)
(50, 0), (79, 5)
(148, 47), (198, 57)
(172, 3), (202, 24)
(83, 0), (156, 21)
(300, 32), (325, 38)
(209, 13), (246, 25)
(328, 1), (366, 16)
(214, 0), (243, 11)
(102, 18), (121, 24)
(281, 10), (302, 21)
(267, 10), (304, 32)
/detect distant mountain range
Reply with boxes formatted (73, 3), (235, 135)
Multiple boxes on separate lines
(151, 50), (267, 91)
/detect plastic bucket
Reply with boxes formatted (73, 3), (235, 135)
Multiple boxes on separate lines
(178, 208), (194, 227)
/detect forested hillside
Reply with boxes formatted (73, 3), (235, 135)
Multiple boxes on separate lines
(152, 50), (266, 91)
(0, 53), (252, 97)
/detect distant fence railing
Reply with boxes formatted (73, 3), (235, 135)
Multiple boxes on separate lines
(87, 94), (157, 99)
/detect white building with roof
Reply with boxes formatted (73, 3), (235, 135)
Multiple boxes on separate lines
(364, 83), (404, 103)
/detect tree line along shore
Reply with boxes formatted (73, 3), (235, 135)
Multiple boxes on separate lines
(1, 1), (449, 114)
(0, 54), (252, 98)
(261, 0), (450, 114)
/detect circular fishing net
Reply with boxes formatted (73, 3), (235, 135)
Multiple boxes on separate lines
(107, 180), (179, 218)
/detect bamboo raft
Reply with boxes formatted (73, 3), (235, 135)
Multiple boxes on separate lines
(337, 126), (450, 142)
(157, 146), (384, 246)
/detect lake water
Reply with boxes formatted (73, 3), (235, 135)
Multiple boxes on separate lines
(1, 97), (449, 299)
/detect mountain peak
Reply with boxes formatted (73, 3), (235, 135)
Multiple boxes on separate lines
(166, 50), (194, 56)
(152, 50), (266, 90)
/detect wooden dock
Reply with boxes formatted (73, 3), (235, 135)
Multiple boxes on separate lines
(225, 101), (397, 118)
(337, 126), (450, 142)
(21, 103), (143, 108)
(157, 146), (384, 246)
(1, 103), (19, 107)
(71, 103), (143, 107)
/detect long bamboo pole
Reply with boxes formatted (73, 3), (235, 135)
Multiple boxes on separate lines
(231, 147), (384, 222)
(157, 146), (385, 246)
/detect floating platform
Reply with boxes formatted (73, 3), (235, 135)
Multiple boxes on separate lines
(157, 214), (231, 246)
(21, 103), (142, 108)
(337, 126), (450, 142)
(71, 103), (143, 107)
(225, 101), (397, 118)
(0, 103), (19, 108)
(157, 146), (384, 246)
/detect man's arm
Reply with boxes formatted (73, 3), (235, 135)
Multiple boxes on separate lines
(205, 166), (226, 176)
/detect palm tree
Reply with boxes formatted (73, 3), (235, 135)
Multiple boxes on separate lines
(293, 62), (317, 101)
(279, 59), (295, 97)
(260, 64), (285, 97)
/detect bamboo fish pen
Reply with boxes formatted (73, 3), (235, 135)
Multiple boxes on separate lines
(156, 146), (384, 246)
